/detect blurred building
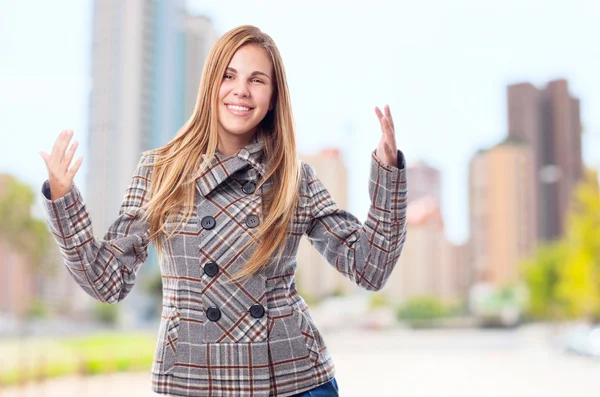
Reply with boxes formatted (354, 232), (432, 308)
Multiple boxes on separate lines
(468, 139), (536, 286)
(0, 238), (32, 319)
(297, 149), (358, 300)
(83, 0), (217, 326)
(183, 15), (219, 118)
(441, 240), (471, 304)
(507, 79), (583, 241)
(406, 161), (442, 204)
(383, 158), (471, 305)
(86, 0), (216, 238)
(0, 174), (84, 321)
(387, 196), (445, 302)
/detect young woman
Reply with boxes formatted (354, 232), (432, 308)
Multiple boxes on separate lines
(40, 25), (407, 397)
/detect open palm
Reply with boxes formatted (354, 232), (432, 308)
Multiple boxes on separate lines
(39, 130), (82, 200)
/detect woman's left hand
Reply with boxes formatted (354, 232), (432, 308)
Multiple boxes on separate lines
(375, 105), (398, 168)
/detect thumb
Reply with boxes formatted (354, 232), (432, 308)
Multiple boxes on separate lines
(39, 151), (49, 163)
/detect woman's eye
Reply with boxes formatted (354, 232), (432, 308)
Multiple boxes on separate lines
(251, 78), (264, 84)
(223, 74), (233, 80)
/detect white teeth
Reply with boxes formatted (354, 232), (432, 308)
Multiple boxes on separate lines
(227, 105), (251, 112)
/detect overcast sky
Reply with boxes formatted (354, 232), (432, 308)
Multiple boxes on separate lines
(1, 0), (598, 243)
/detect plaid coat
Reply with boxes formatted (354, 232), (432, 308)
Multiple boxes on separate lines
(41, 132), (407, 396)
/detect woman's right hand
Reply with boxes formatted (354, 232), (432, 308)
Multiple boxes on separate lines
(39, 130), (83, 200)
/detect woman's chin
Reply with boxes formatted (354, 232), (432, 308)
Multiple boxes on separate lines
(220, 125), (258, 137)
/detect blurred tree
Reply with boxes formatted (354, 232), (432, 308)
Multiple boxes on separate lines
(0, 174), (53, 376)
(556, 169), (600, 321)
(522, 168), (600, 322)
(144, 269), (163, 317)
(0, 175), (51, 272)
(93, 301), (120, 326)
(396, 295), (449, 327)
(522, 242), (566, 320)
(368, 292), (389, 309)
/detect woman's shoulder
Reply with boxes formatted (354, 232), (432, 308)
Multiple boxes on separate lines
(135, 149), (161, 179)
(140, 148), (160, 162)
(298, 160), (321, 198)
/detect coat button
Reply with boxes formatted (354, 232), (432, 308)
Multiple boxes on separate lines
(246, 214), (260, 228)
(206, 307), (221, 322)
(204, 262), (219, 277)
(249, 304), (265, 319)
(242, 181), (257, 194)
(201, 216), (216, 230)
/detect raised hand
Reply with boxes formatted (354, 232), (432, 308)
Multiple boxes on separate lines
(374, 105), (398, 168)
(39, 130), (83, 200)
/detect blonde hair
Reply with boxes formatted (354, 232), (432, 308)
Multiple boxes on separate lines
(140, 25), (301, 280)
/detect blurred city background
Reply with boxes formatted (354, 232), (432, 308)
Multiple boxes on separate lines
(1, 0), (599, 396)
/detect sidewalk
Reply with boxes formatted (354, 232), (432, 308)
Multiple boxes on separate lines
(2, 325), (599, 397)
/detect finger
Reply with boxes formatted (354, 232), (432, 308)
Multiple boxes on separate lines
(39, 151), (50, 164)
(374, 106), (384, 123)
(49, 130), (68, 163)
(52, 130), (74, 167)
(381, 116), (397, 153)
(379, 115), (395, 145)
(384, 105), (395, 131)
(68, 156), (83, 178)
(63, 141), (79, 167)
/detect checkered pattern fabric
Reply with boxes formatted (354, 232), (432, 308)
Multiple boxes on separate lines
(41, 132), (407, 396)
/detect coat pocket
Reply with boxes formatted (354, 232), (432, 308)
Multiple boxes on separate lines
(152, 306), (181, 375)
(296, 308), (323, 366)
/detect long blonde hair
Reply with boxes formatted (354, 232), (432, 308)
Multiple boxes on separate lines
(140, 25), (301, 280)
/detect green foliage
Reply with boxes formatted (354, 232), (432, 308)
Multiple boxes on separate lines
(556, 169), (600, 320)
(0, 176), (52, 270)
(397, 295), (449, 323)
(330, 287), (346, 297)
(26, 298), (50, 319)
(522, 169), (600, 321)
(93, 302), (120, 326)
(521, 242), (566, 319)
(0, 333), (156, 387)
(145, 269), (163, 299)
(368, 293), (389, 309)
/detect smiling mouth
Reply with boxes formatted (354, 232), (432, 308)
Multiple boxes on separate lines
(226, 104), (254, 113)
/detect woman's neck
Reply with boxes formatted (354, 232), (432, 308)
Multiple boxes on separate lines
(217, 129), (257, 156)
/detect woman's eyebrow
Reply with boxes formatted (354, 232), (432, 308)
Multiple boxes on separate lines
(226, 67), (271, 80)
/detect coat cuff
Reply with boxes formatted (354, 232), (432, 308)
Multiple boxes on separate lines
(41, 180), (82, 238)
(369, 150), (408, 224)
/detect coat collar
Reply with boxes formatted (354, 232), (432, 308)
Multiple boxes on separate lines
(195, 132), (267, 197)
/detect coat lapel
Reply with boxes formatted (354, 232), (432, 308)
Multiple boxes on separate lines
(195, 132), (267, 197)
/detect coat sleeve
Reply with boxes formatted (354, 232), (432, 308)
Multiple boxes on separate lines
(302, 150), (407, 291)
(40, 153), (154, 304)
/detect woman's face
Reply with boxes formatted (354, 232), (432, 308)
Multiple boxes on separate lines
(217, 44), (274, 140)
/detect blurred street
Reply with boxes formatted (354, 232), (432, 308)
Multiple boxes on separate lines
(2, 323), (599, 397)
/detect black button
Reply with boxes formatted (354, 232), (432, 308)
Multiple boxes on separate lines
(201, 216), (216, 230)
(242, 181), (257, 194)
(204, 262), (219, 277)
(246, 214), (260, 228)
(249, 304), (265, 319)
(206, 307), (221, 322)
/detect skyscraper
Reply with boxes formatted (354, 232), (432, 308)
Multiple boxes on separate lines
(86, 0), (217, 238)
(85, 0), (216, 325)
(468, 139), (536, 285)
(182, 15), (219, 119)
(507, 79), (583, 241)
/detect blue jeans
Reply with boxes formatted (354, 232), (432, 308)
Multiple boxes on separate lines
(292, 378), (339, 397)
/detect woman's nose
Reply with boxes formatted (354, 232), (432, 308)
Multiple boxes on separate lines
(233, 81), (250, 98)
